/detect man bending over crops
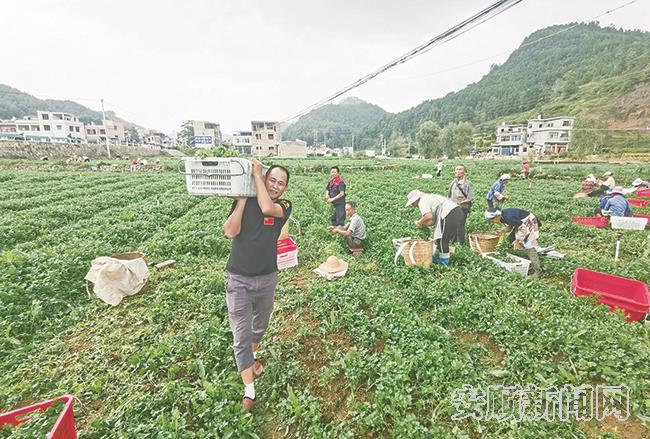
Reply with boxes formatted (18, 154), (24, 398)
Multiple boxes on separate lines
(223, 160), (292, 413)
(406, 190), (462, 266)
(484, 209), (542, 278)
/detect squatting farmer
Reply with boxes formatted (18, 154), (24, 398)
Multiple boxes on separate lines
(484, 208), (542, 278)
(447, 164), (475, 245)
(486, 173), (511, 212)
(328, 201), (367, 252)
(406, 190), (463, 266)
(326, 166), (346, 227)
(223, 160), (292, 413)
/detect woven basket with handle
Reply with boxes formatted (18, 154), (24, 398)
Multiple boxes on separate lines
(393, 239), (433, 268)
(468, 232), (500, 254)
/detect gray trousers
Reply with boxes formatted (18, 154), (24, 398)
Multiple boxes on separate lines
(226, 271), (278, 372)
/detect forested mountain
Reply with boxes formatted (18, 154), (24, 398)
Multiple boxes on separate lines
(283, 97), (387, 148)
(0, 84), (138, 128)
(351, 23), (650, 155)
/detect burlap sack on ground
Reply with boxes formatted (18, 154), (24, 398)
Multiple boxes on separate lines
(85, 254), (149, 306)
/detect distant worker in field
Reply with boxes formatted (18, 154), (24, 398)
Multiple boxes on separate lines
(328, 201), (367, 252)
(447, 164), (474, 245)
(596, 171), (616, 195)
(486, 173), (511, 212)
(484, 208), (542, 278)
(632, 178), (650, 190)
(326, 166), (346, 227)
(436, 161), (444, 177)
(130, 158), (139, 172)
(223, 160), (292, 413)
(406, 190), (462, 266)
(582, 174), (597, 196)
(521, 160), (530, 179)
(601, 187), (634, 218)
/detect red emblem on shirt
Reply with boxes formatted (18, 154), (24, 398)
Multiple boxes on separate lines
(264, 217), (275, 226)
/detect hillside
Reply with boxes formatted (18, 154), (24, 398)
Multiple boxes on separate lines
(0, 84), (139, 128)
(354, 23), (650, 153)
(283, 97), (388, 148)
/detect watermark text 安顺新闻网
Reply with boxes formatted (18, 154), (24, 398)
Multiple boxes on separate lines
(450, 384), (630, 422)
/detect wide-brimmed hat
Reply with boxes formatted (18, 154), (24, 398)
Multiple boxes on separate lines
(500, 173), (511, 181)
(586, 174), (596, 183)
(484, 210), (502, 220)
(608, 186), (624, 196)
(602, 171), (613, 177)
(405, 189), (423, 207)
(318, 256), (348, 274)
(632, 178), (646, 187)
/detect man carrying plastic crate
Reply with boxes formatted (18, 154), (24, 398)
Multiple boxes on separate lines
(484, 208), (542, 278)
(223, 160), (292, 413)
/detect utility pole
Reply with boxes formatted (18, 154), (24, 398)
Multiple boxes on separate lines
(101, 98), (111, 159)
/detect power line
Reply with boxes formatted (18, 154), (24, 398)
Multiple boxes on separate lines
(385, 0), (642, 82)
(281, 0), (525, 123)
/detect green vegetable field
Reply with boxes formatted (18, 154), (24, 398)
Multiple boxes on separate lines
(1, 159), (648, 438)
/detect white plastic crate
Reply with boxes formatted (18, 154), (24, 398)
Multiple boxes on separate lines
(183, 158), (261, 197)
(610, 216), (648, 231)
(483, 253), (531, 276)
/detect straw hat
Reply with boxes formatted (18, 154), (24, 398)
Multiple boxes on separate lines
(405, 189), (423, 207)
(602, 171), (613, 177)
(632, 178), (646, 187)
(318, 256), (348, 274)
(484, 210), (501, 220)
(586, 174), (596, 183)
(500, 173), (511, 181)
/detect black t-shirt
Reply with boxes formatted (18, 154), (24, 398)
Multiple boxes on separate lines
(326, 179), (346, 205)
(226, 197), (292, 276)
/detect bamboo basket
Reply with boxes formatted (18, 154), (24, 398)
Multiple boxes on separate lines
(468, 232), (500, 255)
(396, 240), (433, 268)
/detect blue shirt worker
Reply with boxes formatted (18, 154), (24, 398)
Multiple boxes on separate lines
(486, 174), (511, 212)
(223, 160), (292, 413)
(326, 166), (346, 227)
(603, 187), (634, 217)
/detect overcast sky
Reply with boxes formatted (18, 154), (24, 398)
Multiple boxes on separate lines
(1, 0), (649, 134)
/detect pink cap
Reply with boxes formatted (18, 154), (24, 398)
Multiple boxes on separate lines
(406, 189), (423, 207)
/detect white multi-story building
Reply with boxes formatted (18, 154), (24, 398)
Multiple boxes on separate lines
(251, 121), (281, 156)
(13, 112), (85, 143)
(490, 123), (528, 156)
(232, 130), (252, 154)
(37, 111), (86, 142)
(526, 115), (575, 154)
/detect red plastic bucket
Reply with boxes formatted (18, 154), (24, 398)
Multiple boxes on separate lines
(0, 395), (77, 438)
(571, 268), (650, 322)
(637, 188), (650, 198)
(571, 216), (608, 228)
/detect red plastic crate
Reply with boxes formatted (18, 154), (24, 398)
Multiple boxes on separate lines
(571, 216), (608, 228)
(633, 214), (650, 228)
(277, 237), (297, 254)
(637, 188), (650, 198)
(571, 268), (650, 322)
(628, 198), (648, 208)
(0, 395), (77, 438)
